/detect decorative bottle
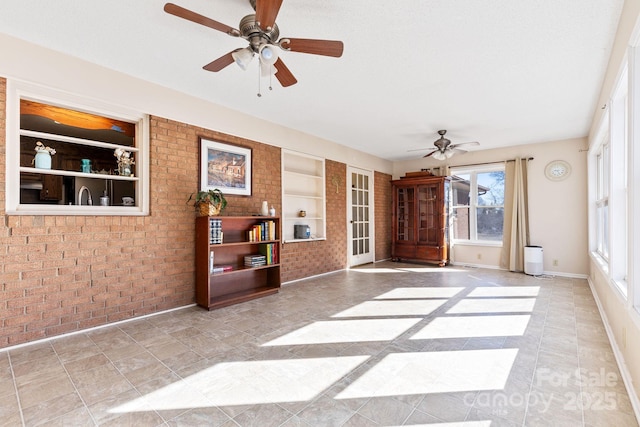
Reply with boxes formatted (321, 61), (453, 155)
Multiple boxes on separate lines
(261, 201), (269, 216)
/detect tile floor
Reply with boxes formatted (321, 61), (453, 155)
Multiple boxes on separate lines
(1, 262), (638, 426)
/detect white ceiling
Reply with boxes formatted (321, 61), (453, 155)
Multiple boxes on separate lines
(0, 0), (624, 161)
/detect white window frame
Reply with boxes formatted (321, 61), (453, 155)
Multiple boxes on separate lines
(610, 65), (629, 295)
(595, 141), (610, 262)
(630, 40), (640, 314)
(450, 163), (505, 245)
(6, 80), (149, 215)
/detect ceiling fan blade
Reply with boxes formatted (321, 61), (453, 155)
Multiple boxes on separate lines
(279, 38), (344, 57)
(273, 58), (297, 87)
(255, 0), (283, 31)
(164, 3), (239, 36)
(423, 150), (438, 158)
(202, 51), (237, 72)
(449, 141), (480, 149)
(449, 148), (468, 154)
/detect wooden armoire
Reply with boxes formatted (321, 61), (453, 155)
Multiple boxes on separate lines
(391, 172), (450, 266)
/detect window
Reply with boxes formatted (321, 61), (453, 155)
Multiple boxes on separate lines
(450, 165), (505, 243)
(591, 60), (629, 297)
(6, 81), (149, 215)
(595, 141), (610, 261)
(610, 68), (629, 291)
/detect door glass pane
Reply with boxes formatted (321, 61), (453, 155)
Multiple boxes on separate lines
(364, 175), (369, 190)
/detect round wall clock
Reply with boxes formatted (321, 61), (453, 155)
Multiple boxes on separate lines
(544, 160), (571, 181)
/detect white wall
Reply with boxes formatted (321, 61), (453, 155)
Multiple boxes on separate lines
(394, 137), (589, 277)
(0, 33), (393, 176)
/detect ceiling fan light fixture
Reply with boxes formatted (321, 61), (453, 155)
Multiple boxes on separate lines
(259, 44), (279, 66)
(445, 150), (455, 158)
(232, 47), (254, 70)
(432, 151), (447, 161)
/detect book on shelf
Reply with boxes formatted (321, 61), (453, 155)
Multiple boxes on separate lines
(209, 218), (223, 244)
(244, 254), (266, 267)
(212, 265), (233, 274)
(258, 243), (279, 265)
(247, 220), (277, 242)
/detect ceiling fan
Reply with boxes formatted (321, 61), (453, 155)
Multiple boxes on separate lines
(164, 0), (344, 88)
(420, 130), (480, 160)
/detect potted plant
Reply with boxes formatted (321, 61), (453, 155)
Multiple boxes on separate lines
(188, 189), (227, 216)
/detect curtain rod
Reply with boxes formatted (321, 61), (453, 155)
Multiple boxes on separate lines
(428, 157), (534, 170)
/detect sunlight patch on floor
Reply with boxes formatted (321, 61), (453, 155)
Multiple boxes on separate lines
(447, 298), (536, 314)
(332, 299), (447, 318)
(110, 356), (369, 411)
(467, 286), (540, 297)
(394, 422), (492, 427)
(349, 268), (406, 273)
(396, 267), (468, 273)
(411, 315), (531, 339)
(335, 349), (518, 399)
(351, 267), (467, 274)
(375, 287), (466, 299)
(391, 422), (492, 427)
(262, 318), (423, 346)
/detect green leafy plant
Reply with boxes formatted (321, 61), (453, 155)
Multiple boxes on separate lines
(187, 189), (227, 212)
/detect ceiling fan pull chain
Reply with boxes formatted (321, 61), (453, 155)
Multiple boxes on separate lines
(257, 65), (262, 97)
(269, 64), (273, 91)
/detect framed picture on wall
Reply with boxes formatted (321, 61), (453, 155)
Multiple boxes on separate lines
(199, 138), (252, 196)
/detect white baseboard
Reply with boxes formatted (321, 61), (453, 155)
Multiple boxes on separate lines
(282, 268), (346, 286)
(449, 261), (588, 279)
(587, 277), (640, 423)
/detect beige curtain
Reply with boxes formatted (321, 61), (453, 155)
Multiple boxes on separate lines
(500, 158), (530, 271)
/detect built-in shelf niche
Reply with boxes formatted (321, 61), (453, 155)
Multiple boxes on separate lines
(281, 150), (326, 242)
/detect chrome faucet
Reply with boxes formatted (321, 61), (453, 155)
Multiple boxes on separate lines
(78, 186), (93, 205)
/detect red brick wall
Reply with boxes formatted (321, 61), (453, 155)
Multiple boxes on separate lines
(281, 160), (347, 282)
(0, 89), (281, 347)
(0, 77), (390, 347)
(375, 171), (392, 261)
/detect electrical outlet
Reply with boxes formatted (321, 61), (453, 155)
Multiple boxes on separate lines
(553, 259), (558, 266)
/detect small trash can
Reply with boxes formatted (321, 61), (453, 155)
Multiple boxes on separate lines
(524, 246), (543, 276)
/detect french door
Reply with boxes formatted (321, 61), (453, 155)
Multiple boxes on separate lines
(348, 167), (374, 266)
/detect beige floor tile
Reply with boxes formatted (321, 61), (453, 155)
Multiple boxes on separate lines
(1, 263), (637, 426)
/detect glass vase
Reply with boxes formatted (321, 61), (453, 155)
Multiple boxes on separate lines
(34, 151), (52, 169)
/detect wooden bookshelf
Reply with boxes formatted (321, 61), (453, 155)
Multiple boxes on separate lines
(195, 216), (281, 310)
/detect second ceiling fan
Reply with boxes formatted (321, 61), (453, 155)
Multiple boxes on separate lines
(423, 130), (480, 160)
(164, 0), (344, 88)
